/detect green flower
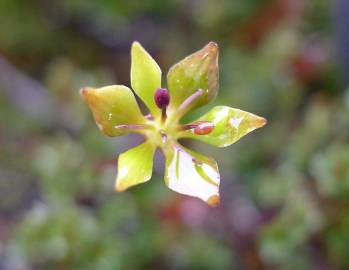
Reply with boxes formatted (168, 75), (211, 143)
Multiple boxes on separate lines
(81, 42), (266, 206)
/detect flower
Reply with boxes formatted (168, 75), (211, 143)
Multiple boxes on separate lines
(80, 41), (266, 206)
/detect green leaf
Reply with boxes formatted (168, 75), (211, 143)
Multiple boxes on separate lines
(167, 42), (219, 117)
(81, 85), (146, 137)
(179, 106), (267, 147)
(164, 144), (220, 206)
(115, 141), (156, 191)
(131, 41), (162, 117)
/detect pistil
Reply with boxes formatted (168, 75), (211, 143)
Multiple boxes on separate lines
(154, 88), (170, 123)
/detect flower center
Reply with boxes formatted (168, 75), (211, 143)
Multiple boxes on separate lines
(145, 88), (216, 147)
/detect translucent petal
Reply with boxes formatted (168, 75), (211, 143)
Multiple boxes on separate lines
(81, 85), (146, 137)
(164, 144), (220, 206)
(167, 42), (219, 116)
(115, 141), (156, 191)
(131, 42), (162, 117)
(180, 106), (267, 147)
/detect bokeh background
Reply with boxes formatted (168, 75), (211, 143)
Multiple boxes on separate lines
(1, 0), (349, 269)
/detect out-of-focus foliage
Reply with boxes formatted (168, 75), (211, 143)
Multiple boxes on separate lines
(0, 0), (348, 269)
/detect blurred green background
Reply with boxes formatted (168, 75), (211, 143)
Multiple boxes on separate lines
(1, 0), (349, 269)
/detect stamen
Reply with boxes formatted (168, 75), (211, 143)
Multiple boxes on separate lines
(180, 124), (199, 130)
(174, 144), (201, 165)
(179, 121), (214, 135)
(174, 88), (204, 121)
(145, 113), (154, 120)
(194, 122), (214, 135)
(192, 158), (203, 165)
(114, 124), (151, 130)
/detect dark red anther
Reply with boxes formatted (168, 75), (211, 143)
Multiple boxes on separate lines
(154, 88), (170, 109)
(194, 121), (214, 135)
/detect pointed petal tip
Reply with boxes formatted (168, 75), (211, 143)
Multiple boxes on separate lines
(80, 87), (90, 96)
(115, 182), (126, 192)
(257, 117), (267, 128)
(131, 41), (150, 55)
(80, 87), (98, 99)
(207, 194), (220, 207)
(203, 42), (218, 57)
(131, 41), (146, 55)
(207, 41), (218, 50)
(132, 41), (141, 48)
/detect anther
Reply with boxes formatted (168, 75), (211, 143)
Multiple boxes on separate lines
(193, 121), (214, 135)
(180, 121), (214, 135)
(145, 113), (154, 120)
